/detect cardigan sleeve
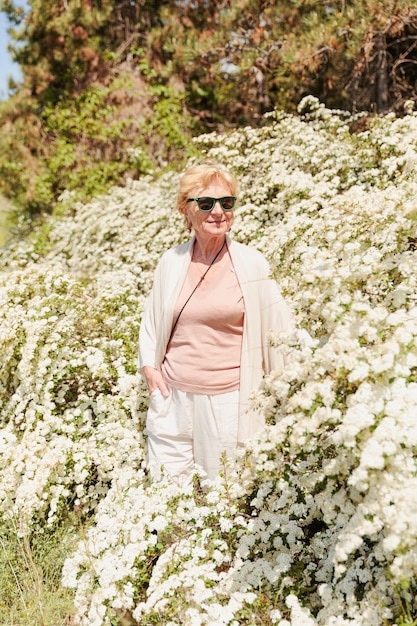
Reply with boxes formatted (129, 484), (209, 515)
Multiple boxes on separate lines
(229, 238), (296, 373)
(137, 248), (172, 372)
(260, 277), (295, 373)
(138, 240), (193, 374)
(137, 268), (160, 373)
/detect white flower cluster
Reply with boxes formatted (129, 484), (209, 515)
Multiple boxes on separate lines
(1, 97), (417, 624)
(0, 263), (147, 531)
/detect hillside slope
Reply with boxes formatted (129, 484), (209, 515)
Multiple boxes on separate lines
(0, 99), (416, 625)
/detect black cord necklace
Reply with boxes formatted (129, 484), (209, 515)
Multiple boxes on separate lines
(168, 239), (226, 345)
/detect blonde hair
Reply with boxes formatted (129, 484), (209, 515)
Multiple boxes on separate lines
(176, 159), (238, 216)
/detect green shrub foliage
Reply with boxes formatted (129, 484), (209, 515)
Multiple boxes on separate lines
(1, 0), (417, 219)
(0, 98), (417, 624)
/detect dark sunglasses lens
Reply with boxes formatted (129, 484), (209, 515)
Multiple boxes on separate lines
(197, 197), (215, 211)
(220, 197), (235, 210)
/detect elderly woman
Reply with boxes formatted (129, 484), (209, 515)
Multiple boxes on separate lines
(139, 160), (295, 484)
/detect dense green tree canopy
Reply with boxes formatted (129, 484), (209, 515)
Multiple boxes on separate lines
(0, 0), (416, 217)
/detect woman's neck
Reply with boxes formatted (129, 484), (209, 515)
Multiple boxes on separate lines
(193, 235), (227, 264)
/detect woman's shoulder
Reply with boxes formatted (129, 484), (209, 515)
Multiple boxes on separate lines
(228, 239), (270, 273)
(159, 240), (193, 264)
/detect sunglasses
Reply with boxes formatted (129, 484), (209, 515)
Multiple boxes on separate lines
(186, 196), (237, 212)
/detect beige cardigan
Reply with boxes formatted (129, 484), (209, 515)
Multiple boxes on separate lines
(138, 236), (295, 442)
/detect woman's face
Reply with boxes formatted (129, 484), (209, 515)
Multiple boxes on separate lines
(185, 178), (234, 243)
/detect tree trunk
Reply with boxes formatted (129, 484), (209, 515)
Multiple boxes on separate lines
(376, 33), (389, 112)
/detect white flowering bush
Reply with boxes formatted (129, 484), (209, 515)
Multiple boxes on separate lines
(1, 96), (417, 624)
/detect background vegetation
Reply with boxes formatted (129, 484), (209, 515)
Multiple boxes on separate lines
(0, 97), (417, 625)
(1, 0), (417, 222)
(0, 194), (12, 244)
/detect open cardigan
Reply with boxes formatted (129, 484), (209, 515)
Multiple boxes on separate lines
(138, 235), (295, 443)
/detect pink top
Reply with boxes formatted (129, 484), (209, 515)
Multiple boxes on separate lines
(161, 256), (244, 394)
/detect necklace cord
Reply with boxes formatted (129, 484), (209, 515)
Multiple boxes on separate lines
(167, 240), (226, 345)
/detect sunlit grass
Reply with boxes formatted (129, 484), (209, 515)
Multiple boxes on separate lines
(0, 514), (77, 626)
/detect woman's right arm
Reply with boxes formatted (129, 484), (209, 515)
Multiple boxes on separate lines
(138, 256), (171, 397)
(139, 296), (169, 396)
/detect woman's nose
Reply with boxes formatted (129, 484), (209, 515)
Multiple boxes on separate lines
(211, 200), (224, 214)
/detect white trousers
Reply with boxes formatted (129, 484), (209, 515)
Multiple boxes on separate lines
(145, 387), (239, 484)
